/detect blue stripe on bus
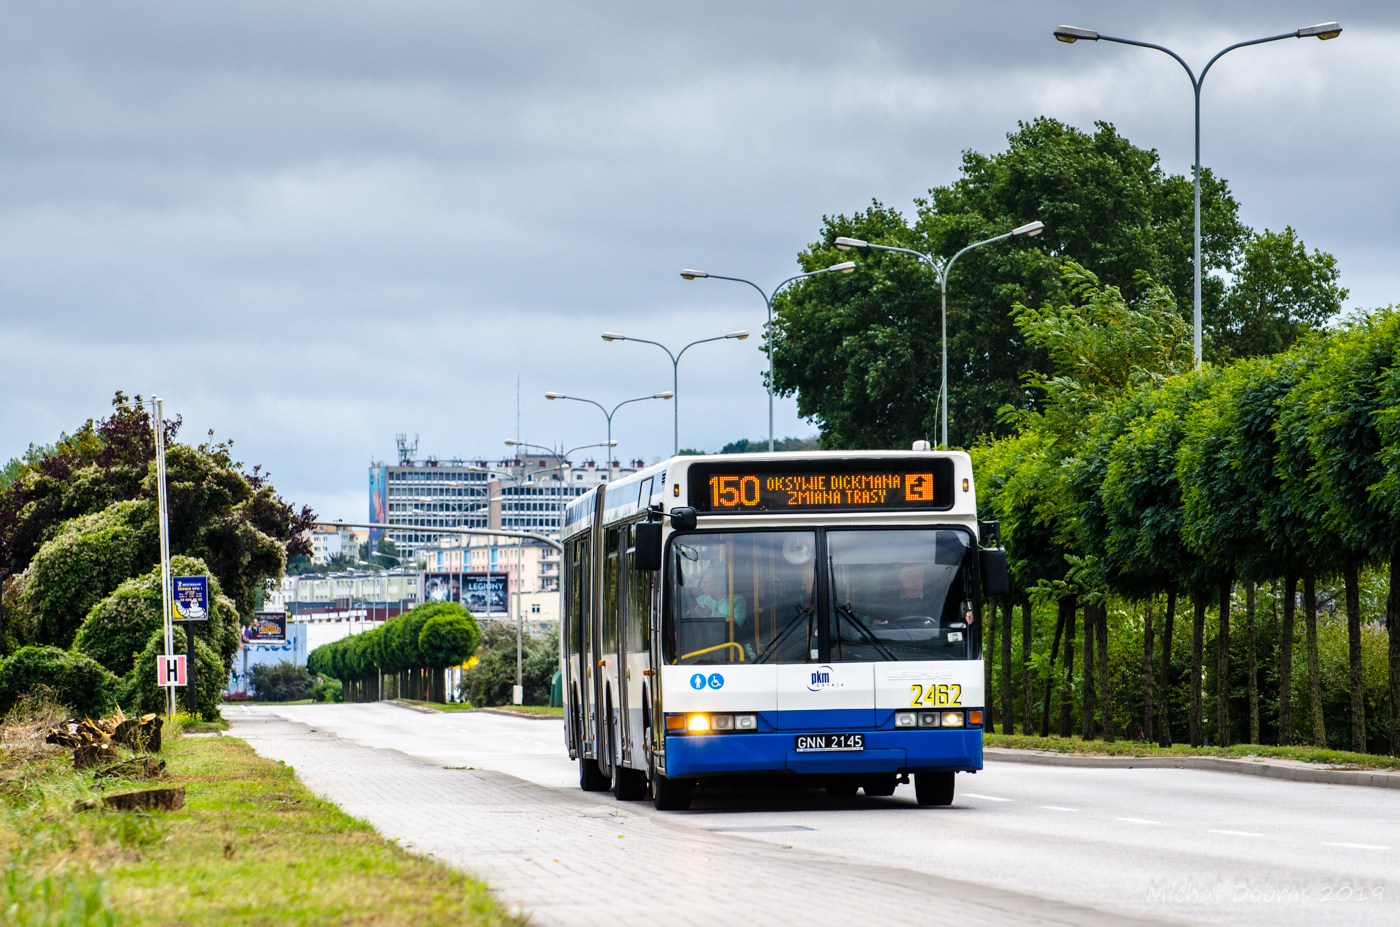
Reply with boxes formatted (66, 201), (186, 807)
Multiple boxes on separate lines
(663, 728), (982, 778)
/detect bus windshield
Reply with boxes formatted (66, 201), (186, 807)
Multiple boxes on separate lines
(668, 532), (817, 665)
(828, 529), (975, 661)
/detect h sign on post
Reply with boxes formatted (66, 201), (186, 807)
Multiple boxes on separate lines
(158, 655), (187, 687)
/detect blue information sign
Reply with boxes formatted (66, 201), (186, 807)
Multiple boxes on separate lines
(172, 575), (210, 620)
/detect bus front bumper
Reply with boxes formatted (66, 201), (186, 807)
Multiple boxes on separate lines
(662, 728), (982, 779)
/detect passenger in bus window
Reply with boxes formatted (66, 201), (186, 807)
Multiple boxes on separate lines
(695, 568), (747, 628)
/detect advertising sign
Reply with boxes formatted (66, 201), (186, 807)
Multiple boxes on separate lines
(245, 611), (287, 643)
(368, 466), (387, 550)
(172, 575), (210, 620)
(424, 571), (507, 615)
(157, 654), (187, 687)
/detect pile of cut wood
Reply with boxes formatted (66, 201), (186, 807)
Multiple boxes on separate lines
(46, 709), (163, 768)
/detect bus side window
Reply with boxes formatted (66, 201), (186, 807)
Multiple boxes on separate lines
(603, 528), (622, 654)
(566, 537), (584, 658)
(625, 524), (652, 655)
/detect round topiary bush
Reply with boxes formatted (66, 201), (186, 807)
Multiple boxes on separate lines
(0, 646), (118, 718)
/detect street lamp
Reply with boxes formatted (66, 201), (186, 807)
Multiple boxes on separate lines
(679, 261), (855, 451)
(601, 330), (749, 455)
(544, 391), (672, 457)
(1053, 22), (1341, 367)
(834, 221), (1044, 448)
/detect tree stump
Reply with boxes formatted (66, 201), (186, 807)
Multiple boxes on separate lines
(101, 787), (184, 812)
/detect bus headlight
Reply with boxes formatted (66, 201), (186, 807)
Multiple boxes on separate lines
(919, 712), (942, 728)
(941, 712), (964, 728)
(734, 714), (757, 731)
(687, 713), (710, 732)
(711, 714), (734, 731)
(895, 711), (918, 728)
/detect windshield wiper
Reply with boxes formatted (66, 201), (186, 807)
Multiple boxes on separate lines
(753, 603), (815, 664)
(833, 603), (898, 662)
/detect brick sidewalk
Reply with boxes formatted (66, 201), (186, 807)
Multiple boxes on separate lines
(229, 712), (1169, 927)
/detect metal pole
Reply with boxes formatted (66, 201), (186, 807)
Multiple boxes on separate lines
(152, 397), (175, 718)
(672, 357), (679, 456)
(940, 279), (948, 448)
(1193, 83), (1203, 369)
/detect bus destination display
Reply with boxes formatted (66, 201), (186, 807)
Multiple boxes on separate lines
(688, 460), (954, 514)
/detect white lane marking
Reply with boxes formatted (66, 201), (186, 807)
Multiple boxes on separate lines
(1326, 842), (1390, 850)
(963, 792), (1013, 802)
(1117, 817), (1161, 825)
(1210, 830), (1263, 837)
(1040, 805), (1078, 812)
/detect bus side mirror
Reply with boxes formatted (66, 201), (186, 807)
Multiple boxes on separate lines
(979, 548), (1009, 598)
(634, 523), (663, 571)
(670, 507), (697, 531)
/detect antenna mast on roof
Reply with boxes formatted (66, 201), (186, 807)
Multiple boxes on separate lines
(395, 433), (419, 465)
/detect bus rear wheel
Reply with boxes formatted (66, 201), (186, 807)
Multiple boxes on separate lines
(579, 757), (610, 792)
(914, 771), (955, 806)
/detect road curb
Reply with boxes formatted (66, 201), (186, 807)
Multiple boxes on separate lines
(984, 746), (1400, 790)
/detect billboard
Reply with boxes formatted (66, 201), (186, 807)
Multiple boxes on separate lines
(172, 575), (209, 620)
(368, 466), (387, 550)
(245, 611), (287, 643)
(424, 571), (508, 616)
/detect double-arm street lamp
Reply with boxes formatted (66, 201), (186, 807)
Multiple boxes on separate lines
(543, 390), (673, 458)
(1053, 21), (1342, 368)
(834, 221), (1044, 448)
(601, 330), (748, 455)
(678, 261), (855, 452)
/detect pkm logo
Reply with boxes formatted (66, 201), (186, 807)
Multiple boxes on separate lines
(807, 665), (843, 691)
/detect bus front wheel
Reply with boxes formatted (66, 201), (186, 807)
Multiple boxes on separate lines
(914, 771), (955, 806)
(652, 773), (691, 811)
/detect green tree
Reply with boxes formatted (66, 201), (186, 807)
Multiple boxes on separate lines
(1214, 227), (1346, 360)
(1295, 311), (1400, 752)
(773, 118), (1246, 448)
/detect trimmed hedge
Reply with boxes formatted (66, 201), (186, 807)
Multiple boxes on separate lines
(0, 646), (118, 718)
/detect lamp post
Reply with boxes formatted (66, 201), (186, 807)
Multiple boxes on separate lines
(543, 391), (672, 459)
(600, 330), (749, 455)
(679, 261), (855, 451)
(1053, 22), (1342, 368)
(834, 221), (1044, 448)
(499, 441), (616, 703)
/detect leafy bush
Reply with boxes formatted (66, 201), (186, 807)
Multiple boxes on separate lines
(74, 555), (239, 679)
(309, 675), (343, 704)
(15, 501), (155, 649)
(459, 622), (558, 707)
(0, 647), (118, 718)
(249, 662), (315, 702)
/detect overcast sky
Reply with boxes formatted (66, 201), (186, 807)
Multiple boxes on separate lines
(1, 1), (1395, 522)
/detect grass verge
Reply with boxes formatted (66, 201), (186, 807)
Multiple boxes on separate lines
(984, 732), (1400, 771)
(392, 700), (562, 717)
(0, 715), (519, 926)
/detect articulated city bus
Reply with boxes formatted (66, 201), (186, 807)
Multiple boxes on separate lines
(560, 449), (1006, 811)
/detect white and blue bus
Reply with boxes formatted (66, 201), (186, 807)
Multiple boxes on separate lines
(560, 448), (1006, 810)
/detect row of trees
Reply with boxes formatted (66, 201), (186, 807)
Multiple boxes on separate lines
(972, 264), (1400, 754)
(307, 601), (479, 703)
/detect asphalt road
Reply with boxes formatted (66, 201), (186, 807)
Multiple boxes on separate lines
(236, 703), (1400, 927)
